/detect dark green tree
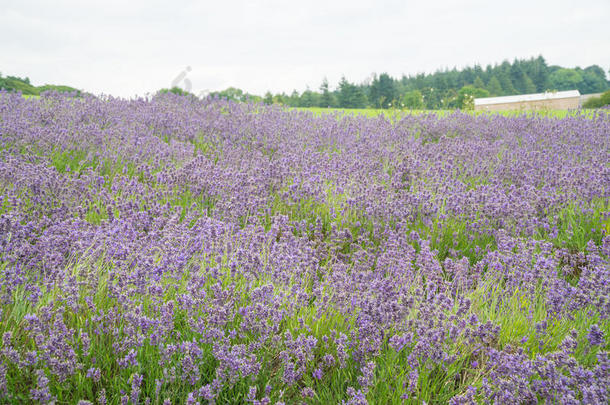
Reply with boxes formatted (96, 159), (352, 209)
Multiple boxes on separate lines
(486, 76), (503, 96)
(338, 76), (368, 108)
(369, 73), (396, 108)
(286, 90), (300, 107)
(319, 78), (335, 107)
(521, 74), (537, 94)
(549, 69), (583, 91)
(473, 76), (485, 89)
(498, 73), (517, 95)
(527, 55), (550, 91)
(300, 87), (319, 107)
(510, 60), (526, 93)
(580, 66), (609, 94)
(497, 61), (517, 95)
(473, 64), (485, 82)
(274, 93), (289, 104)
(460, 67), (475, 86)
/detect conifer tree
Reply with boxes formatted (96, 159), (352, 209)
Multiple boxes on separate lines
(473, 76), (485, 89)
(319, 78), (334, 108)
(498, 72), (517, 95)
(522, 74), (537, 94)
(486, 76), (503, 96)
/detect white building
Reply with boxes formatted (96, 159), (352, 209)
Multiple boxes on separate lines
(474, 90), (581, 111)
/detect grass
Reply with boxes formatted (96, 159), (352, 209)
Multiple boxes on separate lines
(12, 93), (600, 120)
(297, 107), (593, 120)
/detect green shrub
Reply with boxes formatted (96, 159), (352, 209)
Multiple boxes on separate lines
(583, 90), (610, 108)
(157, 86), (193, 96)
(37, 84), (81, 95)
(457, 86), (490, 110)
(402, 90), (425, 109)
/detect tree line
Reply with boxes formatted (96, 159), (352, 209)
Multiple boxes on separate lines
(4, 56), (609, 109)
(257, 56), (609, 110)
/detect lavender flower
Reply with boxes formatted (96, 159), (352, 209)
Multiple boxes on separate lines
(30, 370), (53, 403)
(86, 367), (101, 383)
(587, 324), (605, 347)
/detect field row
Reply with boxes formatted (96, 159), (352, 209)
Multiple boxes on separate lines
(0, 92), (608, 404)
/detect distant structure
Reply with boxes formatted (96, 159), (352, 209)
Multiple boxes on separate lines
(474, 90), (580, 111)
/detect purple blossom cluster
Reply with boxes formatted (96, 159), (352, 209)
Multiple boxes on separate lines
(0, 91), (608, 403)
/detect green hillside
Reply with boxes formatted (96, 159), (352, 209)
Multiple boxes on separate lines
(0, 73), (82, 96)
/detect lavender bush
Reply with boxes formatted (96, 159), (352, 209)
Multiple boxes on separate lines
(0, 91), (608, 404)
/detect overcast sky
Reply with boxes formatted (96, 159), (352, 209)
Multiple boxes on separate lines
(2, 0), (609, 97)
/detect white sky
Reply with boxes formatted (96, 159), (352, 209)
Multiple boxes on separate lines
(2, 0), (609, 97)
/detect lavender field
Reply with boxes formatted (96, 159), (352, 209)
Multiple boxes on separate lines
(0, 92), (608, 404)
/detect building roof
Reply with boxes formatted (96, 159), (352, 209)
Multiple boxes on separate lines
(474, 90), (580, 106)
